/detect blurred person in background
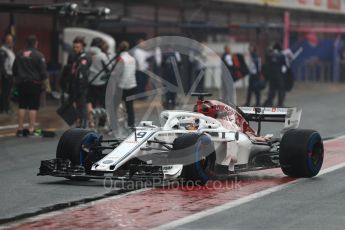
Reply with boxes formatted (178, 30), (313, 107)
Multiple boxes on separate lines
(69, 36), (91, 128)
(12, 34), (48, 137)
(189, 41), (207, 93)
(60, 45), (76, 104)
(222, 45), (235, 78)
(221, 44), (235, 104)
(261, 46), (273, 95)
(101, 39), (111, 59)
(263, 43), (287, 107)
(244, 45), (262, 106)
(0, 33), (15, 114)
(100, 39), (114, 76)
(114, 41), (137, 128)
(153, 41), (162, 76)
(146, 40), (162, 93)
(282, 48), (295, 92)
(133, 38), (151, 97)
(162, 47), (182, 109)
(86, 37), (109, 129)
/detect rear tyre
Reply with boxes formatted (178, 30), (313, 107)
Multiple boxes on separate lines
(56, 128), (99, 180)
(173, 133), (216, 185)
(279, 129), (324, 177)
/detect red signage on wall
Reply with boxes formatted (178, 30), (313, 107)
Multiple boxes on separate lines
(314, 0), (322, 6)
(328, 0), (341, 10)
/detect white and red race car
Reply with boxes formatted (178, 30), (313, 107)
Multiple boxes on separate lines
(38, 93), (324, 184)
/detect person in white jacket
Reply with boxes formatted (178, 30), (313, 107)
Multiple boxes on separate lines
(87, 37), (110, 128)
(132, 39), (151, 97)
(114, 41), (137, 127)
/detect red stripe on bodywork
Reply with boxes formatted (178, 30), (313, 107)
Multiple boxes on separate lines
(8, 137), (345, 230)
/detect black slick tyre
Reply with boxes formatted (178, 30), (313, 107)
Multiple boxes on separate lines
(279, 129), (324, 178)
(173, 133), (216, 185)
(56, 128), (99, 179)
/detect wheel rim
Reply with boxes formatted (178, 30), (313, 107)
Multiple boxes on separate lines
(195, 136), (214, 181)
(80, 133), (99, 166)
(199, 144), (207, 169)
(310, 142), (323, 167)
(307, 133), (324, 174)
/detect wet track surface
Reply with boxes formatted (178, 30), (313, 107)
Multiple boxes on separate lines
(0, 83), (345, 229)
(3, 137), (345, 230)
(0, 137), (120, 222)
(178, 167), (345, 230)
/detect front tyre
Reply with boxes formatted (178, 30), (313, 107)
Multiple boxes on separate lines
(279, 129), (324, 177)
(56, 128), (99, 179)
(173, 133), (216, 185)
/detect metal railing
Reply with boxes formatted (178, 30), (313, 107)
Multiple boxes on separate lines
(295, 59), (333, 82)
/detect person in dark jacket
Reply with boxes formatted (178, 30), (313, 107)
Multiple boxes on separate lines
(162, 48), (182, 109)
(0, 33), (15, 114)
(12, 34), (48, 137)
(263, 43), (287, 107)
(69, 36), (92, 128)
(59, 50), (76, 104)
(245, 45), (262, 106)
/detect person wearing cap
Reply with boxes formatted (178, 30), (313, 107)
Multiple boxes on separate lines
(12, 34), (48, 136)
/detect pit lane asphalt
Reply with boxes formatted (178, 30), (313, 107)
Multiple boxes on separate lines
(0, 83), (344, 224)
(0, 136), (124, 223)
(177, 167), (345, 230)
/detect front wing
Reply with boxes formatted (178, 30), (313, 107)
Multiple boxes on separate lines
(38, 158), (165, 181)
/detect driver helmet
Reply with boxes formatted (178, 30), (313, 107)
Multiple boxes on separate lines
(186, 118), (200, 130)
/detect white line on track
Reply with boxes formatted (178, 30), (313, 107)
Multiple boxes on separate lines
(325, 134), (345, 142)
(152, 162), (345, 230)
(0, 123), (39, 131)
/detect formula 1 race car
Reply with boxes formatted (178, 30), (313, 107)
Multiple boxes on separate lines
(38, 93), (324, 184)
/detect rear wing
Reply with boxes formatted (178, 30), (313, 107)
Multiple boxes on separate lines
(239, 107), (302, 131)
